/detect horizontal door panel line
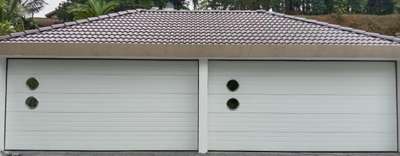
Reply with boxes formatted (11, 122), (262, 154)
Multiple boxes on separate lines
(208, 93), (394, 96)
(208, 112), (396, 115)
(8, 111), (197, 114)
(8, 130), (198, 132)
(208, 130), (395, 133)
(9, 92), (198, 95)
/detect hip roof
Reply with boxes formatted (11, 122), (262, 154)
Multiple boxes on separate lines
(1, 9), (399, 45)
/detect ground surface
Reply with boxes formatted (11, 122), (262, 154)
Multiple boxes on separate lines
(306, 14), (400, 36)
(3, 152), (400, 156)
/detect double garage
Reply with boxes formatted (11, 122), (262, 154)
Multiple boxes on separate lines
(4, 59), (397, 152)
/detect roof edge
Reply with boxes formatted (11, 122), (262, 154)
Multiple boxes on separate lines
(0, 9), (138, 41)
(266, 11), (400, 43)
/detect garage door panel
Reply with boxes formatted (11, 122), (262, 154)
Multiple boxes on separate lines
(209, 113), (396, 132)
(8, 60), (195, 76)
(9, 75), (197, 94)
(209, 132), (396, 151)
(6, 59), (198, 150)
(7, 112), (197, 131)
(7, 94), (197, 112)
(209, 76), (394, 95)
(208, 61), (394, 76)
(209, 95), (396, 114)
(209, 61), (397, 151)
(7, 131), (197, 150)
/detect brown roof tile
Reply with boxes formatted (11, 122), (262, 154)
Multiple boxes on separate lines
(1, 10), (399, 45)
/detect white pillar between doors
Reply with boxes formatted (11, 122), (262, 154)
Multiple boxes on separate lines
(0, 57), (6, 151)
(198, 59), (208, 153)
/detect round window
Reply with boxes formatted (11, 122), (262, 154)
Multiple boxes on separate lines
(226, 79), (239, 92)
(25, 96), (39, 109)
(227, 98), (240, 110)
(26, 77), (39, 90)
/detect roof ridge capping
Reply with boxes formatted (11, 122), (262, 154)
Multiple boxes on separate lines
(142, 9), (260, 13)
(265, 11), (400, 43)
(0, 9), (138, 41)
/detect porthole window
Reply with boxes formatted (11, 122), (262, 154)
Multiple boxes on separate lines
(25, 96), (39, 110)
(226, 79), (239, 92)
(227, 98), (239, 110)
(26, 77), (39, 90)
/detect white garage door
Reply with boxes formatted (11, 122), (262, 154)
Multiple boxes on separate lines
(209, 61), (397, 151)
(6, 59), (198, 150)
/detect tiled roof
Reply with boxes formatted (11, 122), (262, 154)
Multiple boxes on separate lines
(1, 9), (399, 45)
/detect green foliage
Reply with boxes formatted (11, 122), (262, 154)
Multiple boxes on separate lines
(115, 0), (157, 10)
(199, 0), (400, 15)
(200, 0), (274, 10)
(68, 0), (118, 19)
(367, 0), (395, 15)
(333, 0), (348, 14)
(0, 0), (46, 35)
(310, 0), (327, 15)
(1, 0), (25, 31)
(348, 0), (367, 13)
(0, 0), (4, 15)
(395, 0), (400, 12)
(0, 21), (15, 35)
(171, 0), (188, 10)
(56, 0), (190, 21)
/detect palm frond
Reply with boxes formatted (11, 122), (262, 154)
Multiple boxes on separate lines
(69, 0), (118, 20)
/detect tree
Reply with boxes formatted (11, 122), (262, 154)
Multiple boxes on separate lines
(115, 0), (156, 10)
(0, 0), (14, 35)
(22, 0), (47, 18)
(395, 0), (400, 12)
(283, 0), (302, 14)
(348, 0), (367, 13)
(367, 0), (395, 15)
(0, 21), (15, 35)
(333, 0), (349, 14)
(56, 0), (190, 22)
(0, 0), (4, 15)
(192, 0), (198, 9)
(68, 0), (118, 19)
(1, 0), (25, 31)
(200, 0), (280, 10)
(310, 0), (327, 15)
(55, 0), (90, 21)
(324, 0), (335, 13)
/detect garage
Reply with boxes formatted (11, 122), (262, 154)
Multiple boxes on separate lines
(5, 59), (199, 150)
(0, 9), (399, 154)
(208, 61), (397, 151)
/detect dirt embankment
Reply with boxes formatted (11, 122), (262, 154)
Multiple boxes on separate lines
(306, 14), (400, 37)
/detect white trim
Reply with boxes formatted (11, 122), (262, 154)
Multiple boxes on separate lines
(0, 57), (5, 151)
(198, 59), (208, 153)
(397, 60), (400, 152)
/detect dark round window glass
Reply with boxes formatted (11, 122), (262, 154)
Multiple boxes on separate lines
(226, 79), (239, 92)
(227, 98), (239, 110)
(26, 77), (39, 90)
(25, 96), (39, 109)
